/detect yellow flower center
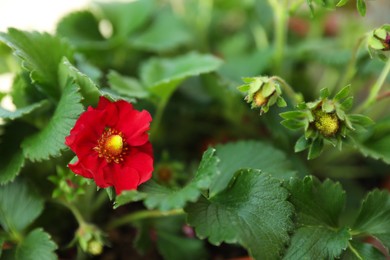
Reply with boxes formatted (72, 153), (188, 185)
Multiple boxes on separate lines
(104, 135), (123, 156)
(253, 91), (267, 107)
(94, 128), (128, 163)
(314, 110), (339, 137)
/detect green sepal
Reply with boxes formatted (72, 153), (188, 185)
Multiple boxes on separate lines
(281, 119), (306, 130)
(356, 0), (366, 16)
(334, 84), (351, 101)
(320, 88), (330, 99)
(294, 136), (310, 152)
(308, 137), (324, 159)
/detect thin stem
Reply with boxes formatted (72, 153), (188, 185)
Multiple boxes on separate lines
(108, 208), (185, 229)
(348, 241), (363, 260)
(337, 35), (366, 91)
(270, 76), (303, 105)
(56, 199), (86, 226)
(268, 0), (288, 74)
(357, 57), (390, 112)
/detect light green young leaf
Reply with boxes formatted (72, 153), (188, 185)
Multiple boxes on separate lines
(0, 100), (48, 120)
(210, 140), (296, 196)
(22, 82), (84, 161)
(352, 190), (390, 249)
(336, 0), (349, 7)
(16, 228), (57, 260)
(59, 57), (101, 105)
(140, 52), (222, 101)
(284, 176), (350, 259)
(0, 180), (44, 232)
(108, 70), (149, 99)
(132, 11), (191, 52)
(0, 28), (73, 99)
(186, 169), (294, 260)
(56, 10), (106, 49)
(93, 0), (154, 39)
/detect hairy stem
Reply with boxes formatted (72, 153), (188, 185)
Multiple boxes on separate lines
(108, 208), (185, 228)
(56, 199), (86, 226)
(348, 241), (363, 260)
(270, 76), (303, 105)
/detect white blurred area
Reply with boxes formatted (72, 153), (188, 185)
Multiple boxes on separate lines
(0, 0), (90, 110)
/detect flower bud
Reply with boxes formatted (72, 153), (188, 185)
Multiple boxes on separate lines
(367, 24), (390, 60)
(75, 223), (105, 255)
(312, 110), (340, 137)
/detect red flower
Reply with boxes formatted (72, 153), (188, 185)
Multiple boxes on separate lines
(65, 97), (153, 195)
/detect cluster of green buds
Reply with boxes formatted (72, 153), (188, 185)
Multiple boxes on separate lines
(237, 76), (287, 114)
(48, 166), (90, 202)
(367, 24), (390, 61)
(280, 85), (373, 159)
(74, 223), (105, 255)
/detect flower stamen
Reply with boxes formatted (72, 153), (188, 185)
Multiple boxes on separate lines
(94, 128), (129, 163)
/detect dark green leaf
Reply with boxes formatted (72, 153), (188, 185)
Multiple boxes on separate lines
(0, 28), (73, 99)
(132, 11), (191, 52)
(353, 190), (390, 249)
(0, 100), (48, 120)
(114, 190), (147, 209)
(0, 180), (44, 232)
(210, 140), (296, 196)
(186, 169), (294, 260)
(308, 137), (324, 159)
(22, 82), (83, 161)
(295, 135), (310, 152)
(283, 226), (351, 259)
(108, 70), (149, 99)
(141, 52), (222, 101)
(16, 228), (57, 260)
(58, 57), (101, 106)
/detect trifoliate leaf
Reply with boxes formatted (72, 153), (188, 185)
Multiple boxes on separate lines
(0, 180), (44, 233)
(16, 228), (57, 260)
(352, 190), (390, 249)
(22, 82), (83, 161)
(0, 100), (48, 120)
(59, 57), (101, 105)
(283, 226), (351, 259)
(0, 28), (73, 99)
(132, 11), (191, 52)
(186, 169), (294, 260)
(284, 176), (350, 259)
(56, 10), (106, 49)
(351, 117), (390, 164)
(108, 70), (149, 99)
(342, 241), (386, 260)
(93, 0), (154, 40)
(210, 140), (296, 196)
(140, 52), (222, 101)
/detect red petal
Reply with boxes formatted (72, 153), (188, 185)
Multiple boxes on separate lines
(123, 143), (153, 185)
(113, 167), (140, 195)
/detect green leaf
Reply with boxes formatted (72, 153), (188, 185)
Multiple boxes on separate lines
(279, 111), (308, 120)
(0, 100), (48, 120)
(140, 52), (222, 101)
(132, 11), (191, 52)
(352, 190), (390, 249)
(143, 148), (220, 210)
(93, 0), (154, 39)
(334, 84), (351, 101)
(348, 114), (374, 127)
(56, 10), (106, 49)
(108, 70), (149, 99)
(284, 176), (350, 259)
(336, 0), (349, 7)
(281, 119), (306, 130)
(0, 180), (44, 232)
(0, 121), (34, 185)
(320, 88), (330, 99)
(352, 117), (390, 164)
(342, 241), (386, 260)
(186, 169), (294, 260)
(356, 0), (366, 16)
(308, 137), (324, 160)
(0, 28), (73, 99)
(210, 140), (296, 196)
(295, 135), (310, 152)
(283, 226), (351, 259)
(16, 228), (57, 260)
(58, 57), (101, 106)
(115, 147), (219, 210)
(21, 82), (84, 161)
